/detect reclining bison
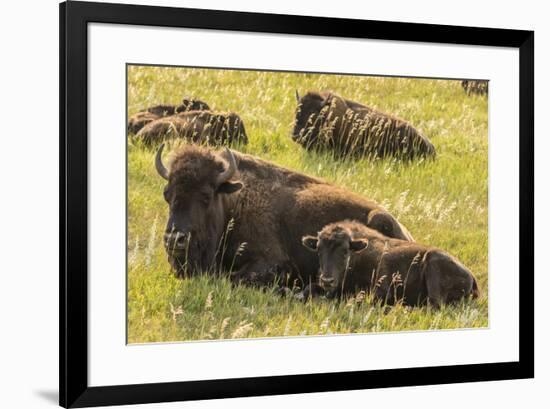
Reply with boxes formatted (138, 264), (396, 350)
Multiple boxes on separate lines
(300, 220), (478, 306)
(127, 97), (210, 134)
(461, 80), (488, 96)
(135, 111), (248, 147)
(155, 144), (413, 288)
(293, 91), (436, 160)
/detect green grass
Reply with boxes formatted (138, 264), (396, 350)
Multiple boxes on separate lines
(127, 65), (488, 343)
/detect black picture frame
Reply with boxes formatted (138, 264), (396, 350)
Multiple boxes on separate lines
(60, 1), (534, 407)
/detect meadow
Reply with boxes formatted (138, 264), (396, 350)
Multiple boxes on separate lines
(127, 65), (488, 343)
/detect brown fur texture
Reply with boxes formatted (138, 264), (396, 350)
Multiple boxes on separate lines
(461, 80), (488, 96)
(127, 111), (159, 135)
(293, 91), (436, 160)
(302, 220), (478, 306)
(135, 111), (248, 147)
(127, 97), (210, 134)
(158, 145), (414, 287)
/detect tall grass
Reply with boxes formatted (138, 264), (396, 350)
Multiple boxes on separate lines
(127, 66), (488, 343)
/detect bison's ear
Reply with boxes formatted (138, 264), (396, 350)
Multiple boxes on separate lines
(350, 239), (368, 253)
(217, 181), (243, 194)
(301, 236), (318, 252)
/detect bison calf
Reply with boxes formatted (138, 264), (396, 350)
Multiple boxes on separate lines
(301, 220), (478, 307)
(293, 91), (436, 160)
(135, 111), (248, 147)
(127, 97), (210, 134)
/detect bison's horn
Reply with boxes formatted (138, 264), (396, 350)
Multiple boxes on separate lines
(295, 90), (300, 102)
(155, 143), (169, 180)
(217, 148), (237, 185)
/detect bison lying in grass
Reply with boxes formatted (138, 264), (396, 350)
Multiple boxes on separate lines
(155, 144), (413, 289)
(127, 97), (210, 134)
(135, 111), (248, 146)
(301, 220), (478, 307)
(461, 80), (488, 96)
(293, 91), (436, 160)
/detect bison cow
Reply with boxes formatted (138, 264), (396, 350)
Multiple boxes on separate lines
(461, 80), (488, 96)
(155, 144), (413, 288)
(135, 111), (248, 146)
(293, 91), (436, 160)
(127, 97), (210, 134)
(301, 220), (478, 307)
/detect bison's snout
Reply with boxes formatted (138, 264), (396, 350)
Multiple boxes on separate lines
(319, 275), (336, 286)
(164, 231), (190, 252)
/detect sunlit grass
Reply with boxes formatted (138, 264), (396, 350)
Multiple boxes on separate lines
(127, 66), (488, 343)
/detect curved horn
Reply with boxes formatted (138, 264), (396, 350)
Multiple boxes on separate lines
(217, 148), (237, 185)
(155, 143), (169, 180)
(295, 89), (300, 102)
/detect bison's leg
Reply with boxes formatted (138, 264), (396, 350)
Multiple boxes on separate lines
(295, 283), (325, 301)
(372, 274), (395, 306)
(423, 252), (472, 307)
(425, 250), (478, 306)
(422, 250), (461, 308)
(230, 259), (286, 288)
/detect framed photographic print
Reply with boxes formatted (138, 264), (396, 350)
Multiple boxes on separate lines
(60, 1), (534, 407)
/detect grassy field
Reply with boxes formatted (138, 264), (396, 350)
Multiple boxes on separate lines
(127, 65), (488, 343)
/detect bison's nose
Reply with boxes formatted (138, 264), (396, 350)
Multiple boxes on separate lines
(319, 275), (335, 285)
(164, 231), (189, 250)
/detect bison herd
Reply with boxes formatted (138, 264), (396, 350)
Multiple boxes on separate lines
(129, 85), (483, 307)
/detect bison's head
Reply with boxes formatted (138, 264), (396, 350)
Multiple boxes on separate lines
(292, 91), (331, 148)
(302, 225), (368, 294)
(156, 143), (243, 278)
(178, 97), (210, 112)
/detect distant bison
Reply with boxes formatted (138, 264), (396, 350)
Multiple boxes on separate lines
(293, 91), (436, 160)
(301, 220), (478, 307)
(155, 144), (413, 288)
(127, 97), (210, 134)
(127, 111), (160, 135)
(461, 80), (488, 96)
(135, 111), (248, 146)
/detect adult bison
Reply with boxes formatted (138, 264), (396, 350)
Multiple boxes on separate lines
(461, 80), (488, 96)
(155, 144), (413, 288)
(127, 97), (210, 134)
(292, 91), (436, 160)
(301, 220), (478, 306)
(135, 111), (248, 146)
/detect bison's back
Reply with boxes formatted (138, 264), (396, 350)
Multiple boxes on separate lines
(128, 111), (159, 134)
(282, 184), (412, 282)
(295, 92), (436, 160)
(330, 106), (436, 159)
(373, 245), (477, 306)
(133, 111), (248, 146)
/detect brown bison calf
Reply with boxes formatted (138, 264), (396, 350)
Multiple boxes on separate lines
(301, 220), (478, 307)
(135, 111), (248, 147)
(293, 91), (436, 160)
(127, 97), (210, 134)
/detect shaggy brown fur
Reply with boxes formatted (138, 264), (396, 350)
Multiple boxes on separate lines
(301, 220), (478, 306)
(461, 80), (488, 96)
(127, 97), (210, 134)
(147, 98), (210, 116)
(127, 111), (159, 135)
(293, 91), (436, 160)
(157, 145), (414, 287)
(135, 111), (248, 147)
